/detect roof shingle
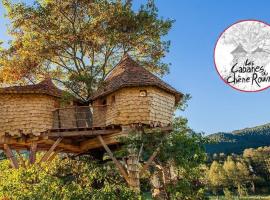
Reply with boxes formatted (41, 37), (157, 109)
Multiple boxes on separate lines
(91, 54), (182, 104)
(0, 78), (62, 97)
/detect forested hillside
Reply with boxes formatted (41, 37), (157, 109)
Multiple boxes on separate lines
(205, 123), (270, 154)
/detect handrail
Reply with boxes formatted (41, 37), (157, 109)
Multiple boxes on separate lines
(52, 105), (109, 111)
(52, 106), (93, 129)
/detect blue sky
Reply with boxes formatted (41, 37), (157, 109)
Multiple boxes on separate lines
(1, 0), (270, 134)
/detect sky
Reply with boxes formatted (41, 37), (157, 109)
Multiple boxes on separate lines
(0, 0), (270, 134)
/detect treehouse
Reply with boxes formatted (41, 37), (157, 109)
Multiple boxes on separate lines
(0, 55), (182, 179)
(91, 54), (182, 127)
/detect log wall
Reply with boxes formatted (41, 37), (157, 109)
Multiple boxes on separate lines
(0, 94), (58, 136)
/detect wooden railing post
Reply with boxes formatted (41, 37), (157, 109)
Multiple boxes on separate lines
(57, 109), (61, 128)
(29, 142), (37, 164)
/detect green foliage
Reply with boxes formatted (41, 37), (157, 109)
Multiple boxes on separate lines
(119, 117), (208, 199)
(161, 117), (207, 168)
(175, 93), (191, 111)
(223, 188), (233, 199)
(0, 117), (209, 200)
(157, 117), (208, 199)
(0, 155), (138, 200)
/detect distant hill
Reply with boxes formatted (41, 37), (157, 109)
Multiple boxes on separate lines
(205, 123), (270, 154)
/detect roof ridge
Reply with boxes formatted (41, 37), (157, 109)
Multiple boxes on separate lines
(0, 78), (62, 97)
(105, 54), (139, 80)
(91, 54), (183, 104)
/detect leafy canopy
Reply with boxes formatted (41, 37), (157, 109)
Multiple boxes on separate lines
(0, 0), (173, 102)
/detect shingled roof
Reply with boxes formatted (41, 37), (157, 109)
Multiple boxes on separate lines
(0, 78), (62, 97)
(91, 54), (183, 104)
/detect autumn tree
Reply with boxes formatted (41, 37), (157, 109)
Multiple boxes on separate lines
(0, 0), (173, 102)
(222, 156), (251, 196)
(243, 147), (270, 188)
(207, 161), (226, 196)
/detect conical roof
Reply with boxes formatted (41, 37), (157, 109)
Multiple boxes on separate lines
(231, 44), (247, 54)
(252, 47), (267, 53)
(91, 54), (182, 104)
(0, 78), (62, 97)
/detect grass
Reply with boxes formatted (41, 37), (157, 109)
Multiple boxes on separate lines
(209, 196), (270, 200)
(142, 193), (270, 200)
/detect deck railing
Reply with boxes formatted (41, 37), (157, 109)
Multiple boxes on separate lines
(52, 106), (93, 129)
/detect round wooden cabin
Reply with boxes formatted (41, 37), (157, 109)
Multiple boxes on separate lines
(91, 55), (182, 128)
(0, 79), (62, 136)
(0, 55), (182, 173)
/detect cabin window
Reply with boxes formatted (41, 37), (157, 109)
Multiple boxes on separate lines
(111, 95), (116, 104)
(139, 90), (147, 97)
(102, 99), (107, 105)
(98, 98), (107, 106)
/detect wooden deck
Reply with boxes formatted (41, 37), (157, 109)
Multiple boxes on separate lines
(0, 106), (173, 169)
(0, 125), (172, 153)
(0, 125), (123, 153)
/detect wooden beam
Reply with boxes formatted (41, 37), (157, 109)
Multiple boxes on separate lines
(29, 142), (37, 164)
(80, 132), (126, 151)
(43, 139), (81, 153)
(0, 135), (46, 145)
(0, 136), (21, 144)
(97, 135), (129, 183)
(45, 128), (122, 137)
(47, 150), (62, 163)
(140, 147), (160, 176)
(144, 126), (173, 134)
(39, 138), (62, 163)
(3, 144), (19, 169)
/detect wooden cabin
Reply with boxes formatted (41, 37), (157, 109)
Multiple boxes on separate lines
(0, 55), (182, 163)
(91, 55), (182, 128)
(0, 79), (63, 136)
(0, 78), (93, 136)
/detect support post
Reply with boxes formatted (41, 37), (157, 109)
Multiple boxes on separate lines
(39, 138), (62, 163)
(29, 142), (37, 164)
(3, 144), (19, 169)
(127, 148), (140, 192)
(140, 147), (160, 176)
(47, 150), (62, 163)
(97, 135), (130, 184)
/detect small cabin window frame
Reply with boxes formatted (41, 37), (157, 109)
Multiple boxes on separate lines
(98, 98), (107, 106)
(139, 90), (147, 97)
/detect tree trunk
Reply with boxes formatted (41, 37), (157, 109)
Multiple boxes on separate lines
(127, 149), (140, 192)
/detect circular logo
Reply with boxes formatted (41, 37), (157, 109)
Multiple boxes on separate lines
(214, 20), (270, 92)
